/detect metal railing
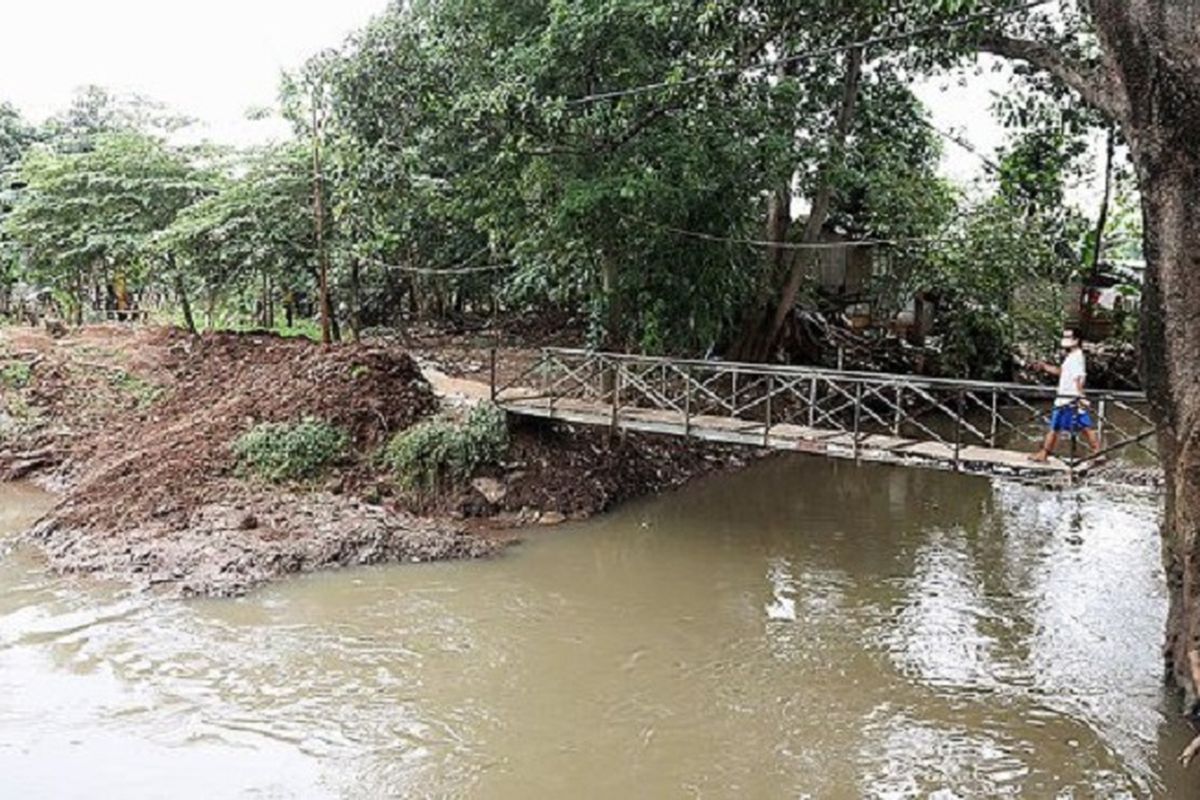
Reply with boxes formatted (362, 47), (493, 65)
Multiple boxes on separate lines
(493, 348), (1157, 474)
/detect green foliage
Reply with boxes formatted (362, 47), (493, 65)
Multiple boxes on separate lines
(159, 143), (314, 314)
(0, 102), (39, 171)
(232, 418), (349, 483)
(0, 3), (1132, 372)
(5, 131), (212, 321)
(383, 403), (509, 491)
(1, 360), (32, 389)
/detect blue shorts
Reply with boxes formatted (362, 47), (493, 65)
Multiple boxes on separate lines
(1050, 405), (1094, 432)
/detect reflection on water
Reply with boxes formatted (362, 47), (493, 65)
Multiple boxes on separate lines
(0, 459), (1194, 798)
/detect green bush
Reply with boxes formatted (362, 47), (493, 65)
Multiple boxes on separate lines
(383, 403), (509, 491)
(232, 418), (349, 483)
(1, 361), (32, 389)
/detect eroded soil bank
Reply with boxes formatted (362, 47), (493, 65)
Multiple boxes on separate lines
(0, 324), (752, 596)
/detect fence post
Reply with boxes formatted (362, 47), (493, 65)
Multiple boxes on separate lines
(989, 390), (998, 448)
(893, 384), (903, 437)
(732, 369), (739, 418)
(853, 381), (863, 461)
(684, 365), (692, 439)
(1069, 420), (1078, 475)
(953, 390), (964, 472)
(808, 377), (818, 428)
(1097, 398), (1107, 443)
(610, 363), (622, 434)
(764, 374), (774, 447)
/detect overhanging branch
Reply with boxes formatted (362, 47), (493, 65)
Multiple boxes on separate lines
(978, 33), (1125, 121)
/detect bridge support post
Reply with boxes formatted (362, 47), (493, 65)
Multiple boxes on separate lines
(1069, 427), (1078, 478)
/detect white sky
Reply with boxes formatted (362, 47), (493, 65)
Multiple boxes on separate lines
(0, 0), (389, 145)
(0, 2), (1102, 205)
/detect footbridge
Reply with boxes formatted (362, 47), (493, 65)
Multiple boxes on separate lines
(491, 348), (1157, 483)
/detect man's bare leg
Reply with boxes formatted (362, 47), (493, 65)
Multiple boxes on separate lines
(1083, 427), (1102, 456)
(1031, 431), (1058, 462)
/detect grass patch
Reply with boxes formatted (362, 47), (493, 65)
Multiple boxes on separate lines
(108, 369), (164, 408)
(233, 418), (350, 483)
(383, 403), (509, 491)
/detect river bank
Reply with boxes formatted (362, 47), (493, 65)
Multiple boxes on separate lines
(0, 324), (753, 596)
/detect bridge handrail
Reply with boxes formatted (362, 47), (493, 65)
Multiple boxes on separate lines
(535, 347), (1149, 404)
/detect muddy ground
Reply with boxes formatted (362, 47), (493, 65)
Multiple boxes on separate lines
(0, 324), (754, 596)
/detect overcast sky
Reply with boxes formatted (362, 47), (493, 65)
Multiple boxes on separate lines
(1, 0), (389, 144)
(0, 1), (1058, 191)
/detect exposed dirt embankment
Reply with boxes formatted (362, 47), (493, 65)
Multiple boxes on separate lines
(1, 325), (751, 596)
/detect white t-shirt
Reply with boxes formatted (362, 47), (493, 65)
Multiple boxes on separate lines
(1056, 349), (1087, 407)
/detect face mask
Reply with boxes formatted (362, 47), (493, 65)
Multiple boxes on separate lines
(1061, 337), (1076, 349)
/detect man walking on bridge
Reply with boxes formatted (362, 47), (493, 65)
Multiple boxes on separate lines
(1031, 328), (1101, 462)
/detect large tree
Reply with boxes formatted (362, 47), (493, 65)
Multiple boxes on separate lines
(974, 0), (1200, 738)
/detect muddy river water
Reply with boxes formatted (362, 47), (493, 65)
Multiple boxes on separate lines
(1, 458), (1196, 798)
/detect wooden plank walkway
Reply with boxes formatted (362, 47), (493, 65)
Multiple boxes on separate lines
(500, 395), (1074, 481)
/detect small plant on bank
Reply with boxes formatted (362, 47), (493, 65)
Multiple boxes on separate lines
(1, 361), (32, 390)
(233, 418), (350, 483)
(383, 403), (509, 491)
(108, 369), (164, 408)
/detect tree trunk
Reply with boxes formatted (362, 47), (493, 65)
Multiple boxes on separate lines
(730, 184), (792, 361)
(1091, 1), (1200, 718)
(205, 283), (216, 331)
(981, 0), (1200, 721)
(1080, 127), (1116, 337)
(349, 258), (361, 343)
(734, 47), (864, 362)
(311, 101), (332, 346)
(72, 269), (84, 327)
(761, 47), (863, 359)
(169, 254), (197, 336)
(601, 256), (623, 351)
(1141, 165), (1200, 714)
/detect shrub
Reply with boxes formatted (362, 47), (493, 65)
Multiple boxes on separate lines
(232, 418), (349, 482)
(1, 361), (32, 390)
(383, 403), (509, 491)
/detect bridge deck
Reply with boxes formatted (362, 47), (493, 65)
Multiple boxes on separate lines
(501, 395), (1073, 480)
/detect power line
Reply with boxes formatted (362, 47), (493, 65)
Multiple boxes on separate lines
(659, 224), (917, 250)
(566, 1), (1050, 106)
(647, 216), (1072, 253)
(917, 117), (1002, 173)
(365, 257), (514, 276)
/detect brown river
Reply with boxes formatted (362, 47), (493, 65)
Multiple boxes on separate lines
(1, 458), (1196, 798)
